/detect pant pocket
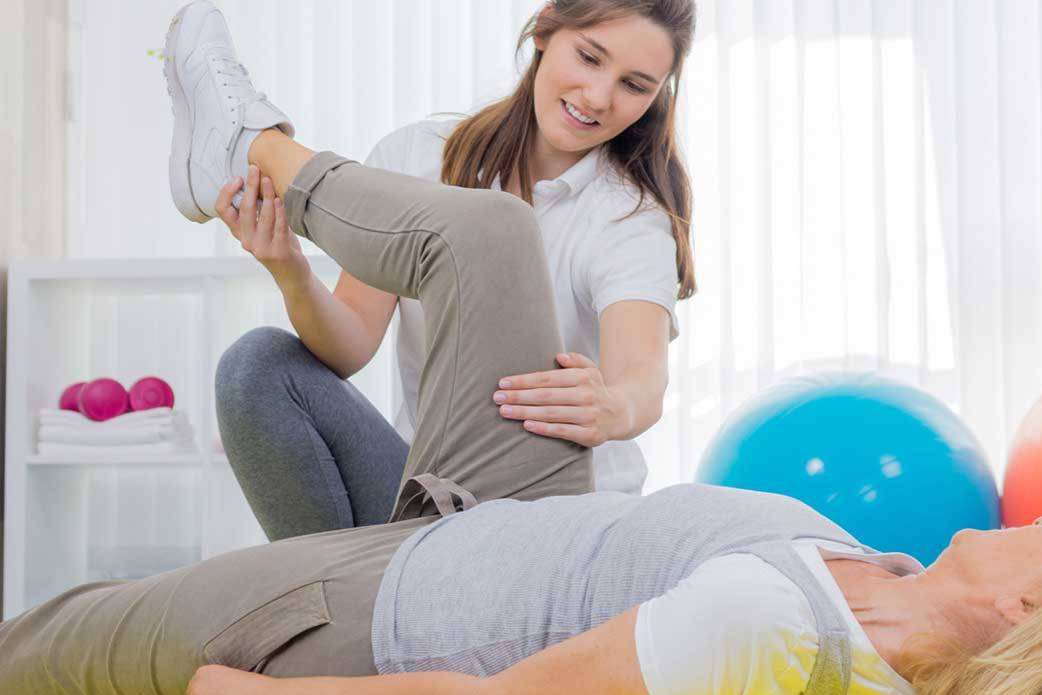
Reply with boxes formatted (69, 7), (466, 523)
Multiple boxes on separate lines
(202, 581), (332, 672)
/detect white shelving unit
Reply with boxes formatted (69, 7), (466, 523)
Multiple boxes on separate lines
(4, 256), (398, 619)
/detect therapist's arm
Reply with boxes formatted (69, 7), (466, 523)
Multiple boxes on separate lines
(188, 607), (648, 695)
(599, 300), (670, 440)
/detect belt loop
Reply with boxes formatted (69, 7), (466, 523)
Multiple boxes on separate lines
(389, 474), (479, 523)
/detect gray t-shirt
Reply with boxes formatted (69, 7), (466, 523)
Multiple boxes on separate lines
(371, 483), (885, 690)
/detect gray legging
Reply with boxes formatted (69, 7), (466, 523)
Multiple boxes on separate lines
(216, 326), (407, 540)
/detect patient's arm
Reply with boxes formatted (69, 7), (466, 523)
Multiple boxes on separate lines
(187, 665), (490, 695)
(486, 606), (646, 695)
(189, 607), (647, 695)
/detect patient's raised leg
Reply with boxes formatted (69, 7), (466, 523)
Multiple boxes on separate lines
(279, 149), (593, 518)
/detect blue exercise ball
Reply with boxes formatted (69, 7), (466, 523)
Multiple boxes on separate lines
(695, 372), (1000, 565)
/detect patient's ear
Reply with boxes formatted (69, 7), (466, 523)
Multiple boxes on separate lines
(995, 594), (1038, 625)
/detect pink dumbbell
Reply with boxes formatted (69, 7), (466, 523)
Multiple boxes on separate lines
(129, 376), (175, 411)
(59, 382), (87, 411)
(77, 378), (130, 422)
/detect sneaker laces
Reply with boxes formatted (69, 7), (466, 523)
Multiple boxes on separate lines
(162, 54), (268, 120)
(213, 55), (269, 112)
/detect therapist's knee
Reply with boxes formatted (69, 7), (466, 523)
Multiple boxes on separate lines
(216, 326), (301, 408)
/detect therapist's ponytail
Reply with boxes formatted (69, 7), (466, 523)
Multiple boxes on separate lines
(440, 0), (698, 301)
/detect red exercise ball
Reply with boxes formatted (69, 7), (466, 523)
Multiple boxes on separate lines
(1002, 397), (1042, 528)
(128, 376), (175, 411)
(77, 378), (130, 422)
(59, 382), (86, 411)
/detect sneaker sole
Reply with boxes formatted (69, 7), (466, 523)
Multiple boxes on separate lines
(164, 2), (212, 223)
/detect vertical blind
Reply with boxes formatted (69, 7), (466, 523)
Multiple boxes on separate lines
(67, 0), (1042, 493)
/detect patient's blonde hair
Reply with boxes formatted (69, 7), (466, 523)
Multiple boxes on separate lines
(906, 608), (1042, 695)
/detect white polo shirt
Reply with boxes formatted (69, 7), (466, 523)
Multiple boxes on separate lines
(363, 116), (681, 494)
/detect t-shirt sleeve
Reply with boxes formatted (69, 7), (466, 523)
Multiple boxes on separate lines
(634, 554), (818, 695)
(363, 118), (459, 178)
(363, 123), (415, 172)
(584, 206), (681, 342)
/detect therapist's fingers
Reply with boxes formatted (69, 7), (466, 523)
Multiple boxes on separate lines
(238, 166), (261, 251)
(494, 386), (591, 407)
(215, 178), (243, 239)
(497, 368), (588, 390)
(257, 176), (276, 242)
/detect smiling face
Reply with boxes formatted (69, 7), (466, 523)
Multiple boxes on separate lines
(531, 13), (675, 159)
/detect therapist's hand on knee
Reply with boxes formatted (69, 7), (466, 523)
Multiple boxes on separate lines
(493, 351), (626, 448)
(216, 164), (313, 295)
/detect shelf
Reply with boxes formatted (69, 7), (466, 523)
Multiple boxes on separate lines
(26, 453), (222, 468)
(4, 255), (397, 620)
(9, 254), (342, 281)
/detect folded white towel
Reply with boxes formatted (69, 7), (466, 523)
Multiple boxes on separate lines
(38, 408), (185, 430)
(41, 406), (175, 419)
(38, 422), (185, 437)
(36, 407), (197, 453)
(37, 425), (193, 445)
(36, 441), (193, 457)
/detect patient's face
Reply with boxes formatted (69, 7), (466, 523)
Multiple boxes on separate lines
(932, 522), (1042, 592)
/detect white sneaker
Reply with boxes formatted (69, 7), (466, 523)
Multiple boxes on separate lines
(163, 1), (295, 223)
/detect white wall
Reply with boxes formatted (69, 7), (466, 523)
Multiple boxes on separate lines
(1, 0), (68, 610)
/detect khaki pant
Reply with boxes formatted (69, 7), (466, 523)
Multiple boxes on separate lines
(0, 152), (593, 693)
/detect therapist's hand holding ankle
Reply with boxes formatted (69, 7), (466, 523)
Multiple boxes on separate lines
(494, 351), (627, 448)
(216, 165), (313, 295)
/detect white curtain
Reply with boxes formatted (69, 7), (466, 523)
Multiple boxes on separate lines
(66, 0), (546, 258)
(645, 0), (1042, 493)
(66, 0), (1042, 494)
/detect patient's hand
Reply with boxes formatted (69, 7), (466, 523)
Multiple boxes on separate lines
(187, 664), (280, 695)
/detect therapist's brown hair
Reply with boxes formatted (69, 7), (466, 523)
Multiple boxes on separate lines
(440, 0), (697, 301)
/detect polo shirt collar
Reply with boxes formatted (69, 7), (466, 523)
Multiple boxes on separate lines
(488, 145), (607, 195)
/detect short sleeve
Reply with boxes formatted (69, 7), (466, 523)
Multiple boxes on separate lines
(634, 554), (818, 695)
(584, 207), (681, 342)
(363, 123), (415, 172)
(363, 118), (460, 180)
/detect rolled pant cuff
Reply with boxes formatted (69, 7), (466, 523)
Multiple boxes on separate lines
(284, 151), (357, 237)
